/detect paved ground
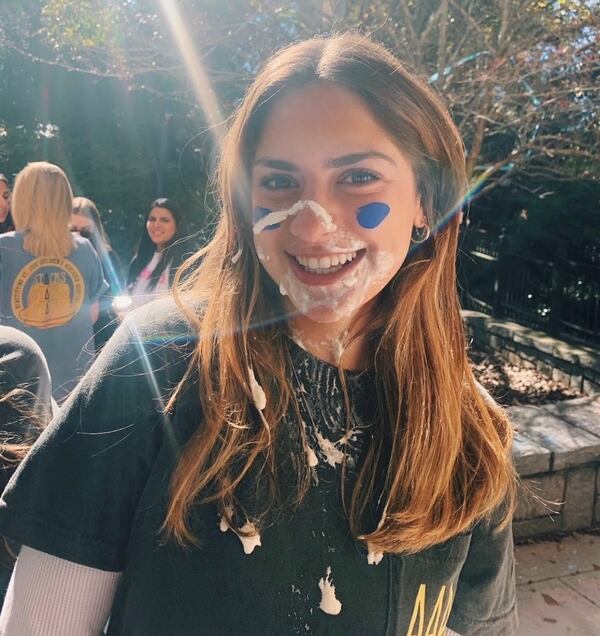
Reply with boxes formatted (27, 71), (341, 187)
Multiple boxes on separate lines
(515, 533), (600, 635)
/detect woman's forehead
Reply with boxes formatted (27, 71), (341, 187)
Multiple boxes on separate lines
(253, 82), (408, 168)
(150, 207), (175, 219)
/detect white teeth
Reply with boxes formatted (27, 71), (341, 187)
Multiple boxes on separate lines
(294, 251), (358, 272)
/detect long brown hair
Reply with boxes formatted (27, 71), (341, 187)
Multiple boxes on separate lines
(164, 33), (515, 553)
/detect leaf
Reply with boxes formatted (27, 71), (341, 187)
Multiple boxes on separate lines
(541, 592), (560, 606)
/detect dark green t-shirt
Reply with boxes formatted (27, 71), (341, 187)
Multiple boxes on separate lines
(0, 299), (517, 635)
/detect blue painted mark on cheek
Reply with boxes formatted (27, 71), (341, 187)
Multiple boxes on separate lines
(253, 206), (280, 230)
(356, 202), (391, 229)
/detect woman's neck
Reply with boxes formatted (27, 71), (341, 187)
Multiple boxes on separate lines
(288, 312), (370, 370)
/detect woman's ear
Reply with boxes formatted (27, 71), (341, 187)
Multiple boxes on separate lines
(412, 197), (427, 229)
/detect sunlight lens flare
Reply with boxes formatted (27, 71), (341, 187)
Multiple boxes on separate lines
(158, 0), (225, 148)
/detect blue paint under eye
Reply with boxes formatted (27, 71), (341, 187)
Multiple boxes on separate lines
(356, 202), (390, 229)
(253, 206), (280, 230)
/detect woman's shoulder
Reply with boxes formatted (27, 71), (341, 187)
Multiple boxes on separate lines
(122, 296), (197, 345)
(71, 233), (97, 254)
(0, 231), (18, 245)
(57, 297), (199, 439)
(84, 295), (198, 389)
(69, 234), (103, 267)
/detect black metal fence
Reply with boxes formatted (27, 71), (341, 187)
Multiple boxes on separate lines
(458, 228), (600, 348)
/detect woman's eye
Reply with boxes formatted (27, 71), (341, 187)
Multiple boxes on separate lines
(340, 170), (379, 185)
(260, 174), (298, 190)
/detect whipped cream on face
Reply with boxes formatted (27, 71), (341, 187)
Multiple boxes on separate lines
(281, 249), (395, 323)
(254, 201), (399, 322)
(255, 245), (267, 262)
(253, 200), (337, 235)
(342, 273), (358, 288)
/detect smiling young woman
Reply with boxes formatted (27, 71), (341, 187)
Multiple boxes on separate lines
(0, 34), (517, 635)
(250, 81), (427, 367)
(124, 198), (197, 312)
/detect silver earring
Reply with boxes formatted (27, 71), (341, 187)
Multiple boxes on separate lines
(411, 224), (431, 244)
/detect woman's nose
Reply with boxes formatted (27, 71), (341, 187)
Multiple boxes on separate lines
(289, 201), (337, 243)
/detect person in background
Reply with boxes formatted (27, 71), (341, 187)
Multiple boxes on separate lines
(0, 175), (14, 234)
(123, 198), (198, 312)
(0, 162), (107, 401)
(71, 196), (124, 351)
(0, 35), (516, 635)
(0, 326), (53, 602)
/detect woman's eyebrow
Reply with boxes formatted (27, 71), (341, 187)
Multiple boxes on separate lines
(253, 158), (299, 171)
(327, 152), (397, 168)
(254, 151), (397, 171)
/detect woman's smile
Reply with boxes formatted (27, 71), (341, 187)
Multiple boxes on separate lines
(285, 248), (365, 285)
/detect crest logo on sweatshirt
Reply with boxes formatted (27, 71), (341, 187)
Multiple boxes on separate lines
(11, 257), (85, 328)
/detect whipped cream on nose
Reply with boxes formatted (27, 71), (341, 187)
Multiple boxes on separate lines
(253, 200), (336, 235)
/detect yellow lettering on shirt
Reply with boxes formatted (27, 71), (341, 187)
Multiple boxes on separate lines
(407, 583), (455, 636)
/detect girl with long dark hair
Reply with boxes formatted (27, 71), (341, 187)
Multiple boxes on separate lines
(125, 198), (197, 311)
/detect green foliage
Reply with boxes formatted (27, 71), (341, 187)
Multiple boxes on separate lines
(0, 44), (209, 259)
(0, 0), (598, 256)
(41, 0), (123, 49)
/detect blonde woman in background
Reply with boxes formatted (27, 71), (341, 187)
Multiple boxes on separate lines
(0, 163), (107, 401)
(71, 196), (124, 351)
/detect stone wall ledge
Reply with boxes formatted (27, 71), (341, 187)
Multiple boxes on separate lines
(508, 397), (600, 539)
(462, 310), (600, 394)
(462, 310), (600, 373)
